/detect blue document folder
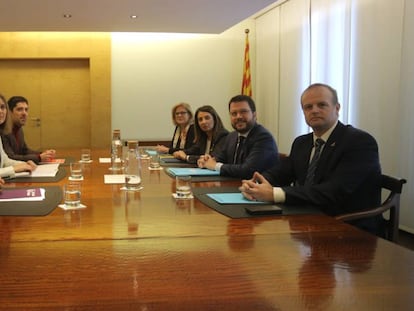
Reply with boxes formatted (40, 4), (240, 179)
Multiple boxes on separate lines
(207, 193), (271, 205)
(167, 168), (220, 176)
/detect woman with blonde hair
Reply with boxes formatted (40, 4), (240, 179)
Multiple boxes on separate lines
(0, 93), (36, 179)
(156, 102), (195, 154)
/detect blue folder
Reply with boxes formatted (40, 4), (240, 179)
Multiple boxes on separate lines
(167, 167), (220, 176)
(207, 193), (271, 205)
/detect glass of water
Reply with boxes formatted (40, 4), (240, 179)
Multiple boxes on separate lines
(149, 153), (161, 169)
(175, 175), (192, 199)
(70, 162), (83, 180)
(81, 149), (91, 162)
(63, 182), (82, 208)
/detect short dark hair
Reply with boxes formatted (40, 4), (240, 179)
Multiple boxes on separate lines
(228, 95), (256, 112)
(8, 96), (29, 111)
(301, 83), (339, 105)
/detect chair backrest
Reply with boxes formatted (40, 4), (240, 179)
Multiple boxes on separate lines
(336, 174), (407, 242)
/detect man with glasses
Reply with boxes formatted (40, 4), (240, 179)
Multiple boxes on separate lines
(197, 95), (279, 179)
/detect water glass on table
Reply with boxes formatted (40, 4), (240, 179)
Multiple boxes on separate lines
(81, 149), (91, 162)
(149, 153), (160, 169)
(63, 182), (82, 208)
(175, 176), (192, 199)
(70, 162), (83, 180)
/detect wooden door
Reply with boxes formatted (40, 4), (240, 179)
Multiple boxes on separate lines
(0, 59), (91, 149)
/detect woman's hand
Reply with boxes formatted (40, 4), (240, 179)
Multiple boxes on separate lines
(156, 145), (169, 154)
(13, 162), (36, 173)
(173, 150), (187, 161)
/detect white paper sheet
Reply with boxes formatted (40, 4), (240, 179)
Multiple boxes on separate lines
(104, 174), (126, 184)
(30, 163), (60, 177)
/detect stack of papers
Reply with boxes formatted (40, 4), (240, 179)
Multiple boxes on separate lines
(31, 163), (60, 177)
(0, 188), (46, 202)
(12, 163), (59, 178)
(40, 158), (65, 164)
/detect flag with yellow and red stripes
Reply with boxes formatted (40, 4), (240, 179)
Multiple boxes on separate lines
(241, 29), (252, 96)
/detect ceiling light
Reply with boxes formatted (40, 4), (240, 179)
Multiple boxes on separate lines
(63, 13), (72, 18)
(130, 15), (138, 19)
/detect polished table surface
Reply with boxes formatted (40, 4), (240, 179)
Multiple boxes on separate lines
(1, 149), (413, 310)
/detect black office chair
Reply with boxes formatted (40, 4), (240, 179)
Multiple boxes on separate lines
(336, 174), (407, 242)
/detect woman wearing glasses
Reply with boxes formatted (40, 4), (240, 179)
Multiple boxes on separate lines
(173, 105), (228, 163)
(156, 102), (195, 154)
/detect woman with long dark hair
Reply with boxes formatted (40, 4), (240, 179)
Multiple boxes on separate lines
(173, 105), (228, 163)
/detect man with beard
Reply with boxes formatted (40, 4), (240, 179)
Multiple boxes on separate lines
(3, 96), (56, 164)
(197, 95), (279, 179)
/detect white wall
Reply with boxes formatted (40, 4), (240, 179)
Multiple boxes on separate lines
(111, 20), (254, 141)
(399, 0), (414, 232)
(255, 0), (414, 232)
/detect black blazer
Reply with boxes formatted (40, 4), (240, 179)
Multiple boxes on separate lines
(183, 128), (229, 163)
(213, 123), (279, 179)
(263, 122), (382, 217)
(168, 124), (195, 154)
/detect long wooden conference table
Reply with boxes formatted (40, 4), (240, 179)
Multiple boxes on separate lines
(1, 149), (413, 310)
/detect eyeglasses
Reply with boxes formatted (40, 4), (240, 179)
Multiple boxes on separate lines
(230, 109), (251, 117)
(175, 111), (188, 116)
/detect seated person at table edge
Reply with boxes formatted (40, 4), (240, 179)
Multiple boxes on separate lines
(198, 95), (279, 179)
(156, 102), (195, 154)
(173, 105), (229, 164)
(0, 93), (37, 178)
(240, 83), (383, 235)
(2, 96), (55, 164)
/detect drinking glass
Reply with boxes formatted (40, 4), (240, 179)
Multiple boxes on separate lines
(175, 176), (192, 199)
(70, 162), (83, 180)
(63, 182), (82, 208)
(81, 149), (91, 162)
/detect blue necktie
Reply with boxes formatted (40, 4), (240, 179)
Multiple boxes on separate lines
(305, 138), (325, 185)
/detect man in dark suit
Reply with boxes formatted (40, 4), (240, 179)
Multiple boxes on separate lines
(197, 95), (279, 179)
(240, 83), (383, 235)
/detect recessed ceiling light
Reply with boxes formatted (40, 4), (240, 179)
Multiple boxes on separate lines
(63, 13), (72, 18)
(130, 15), (138, 19)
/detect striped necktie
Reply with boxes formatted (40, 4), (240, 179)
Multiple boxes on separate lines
(305, 138), (325, 185)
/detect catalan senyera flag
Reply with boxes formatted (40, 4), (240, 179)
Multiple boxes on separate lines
(241, 29), (252, 96)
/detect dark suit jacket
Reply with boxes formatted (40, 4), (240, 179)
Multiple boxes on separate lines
(2, 127), (41, 163)
(213, 123), (279, 179)
(168, 124), (195, 154)
(184, 128), (229, 163)
(263, 122), (382, 220)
